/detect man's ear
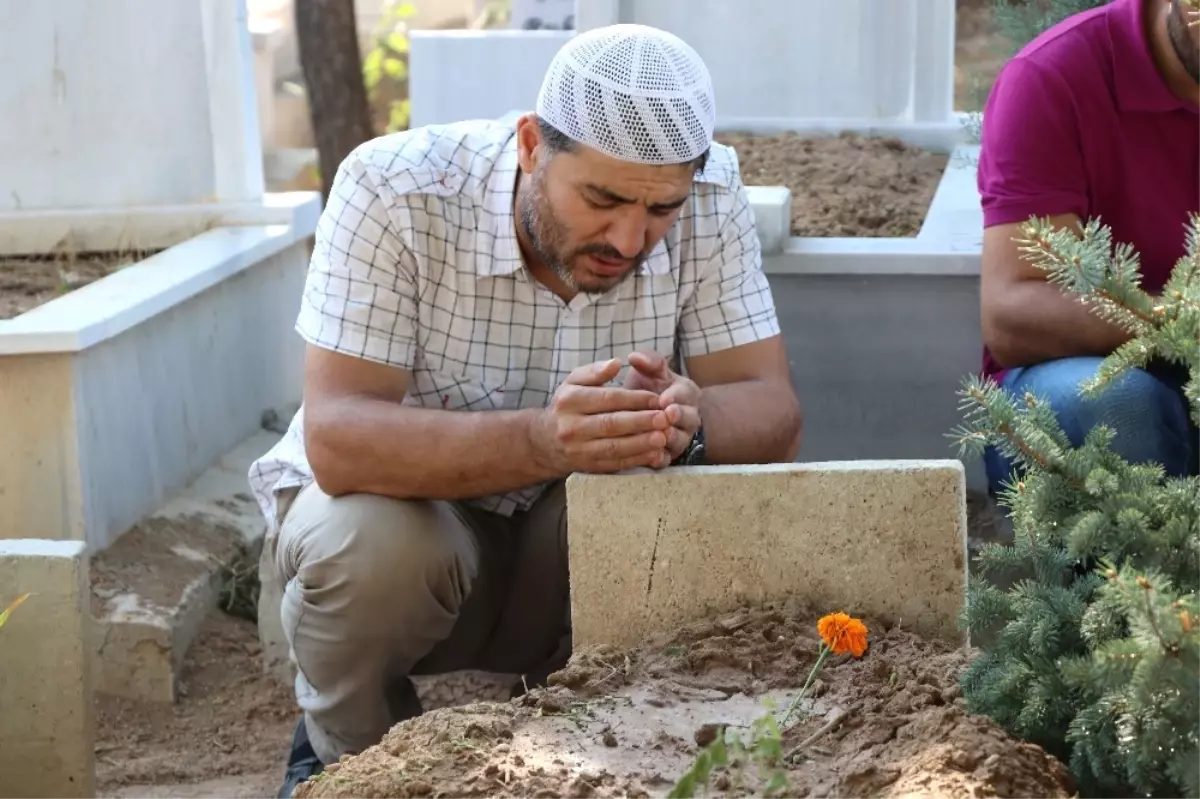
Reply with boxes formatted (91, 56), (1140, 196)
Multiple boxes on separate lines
(515, 113), (542, 174)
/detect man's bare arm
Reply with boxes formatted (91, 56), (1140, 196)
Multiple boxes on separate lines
(685, 335), (802, 464)
(981, 213), (1130, 368)
(303, 345), (673, 499)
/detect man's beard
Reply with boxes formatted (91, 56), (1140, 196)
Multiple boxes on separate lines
(518, 177), (645, 295)
(1167, 0), (1199, 84)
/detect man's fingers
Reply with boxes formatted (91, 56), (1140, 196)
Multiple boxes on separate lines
(558, 384), (662, 414)
(565, 358), (623, 387)
(627, 350), (669, 378)
(664, 402), (702, 434)
(659, 379), (700, 408)
(578, 429), (669, 462)
(595, 448), (672, 473)
(666, 426), (693, 458)
(562, 409), (671, 441)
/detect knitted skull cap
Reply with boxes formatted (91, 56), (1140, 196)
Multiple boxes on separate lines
(535, 23), (716, 165)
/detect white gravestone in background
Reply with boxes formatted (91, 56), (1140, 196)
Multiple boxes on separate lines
(0, 0), (264, 213)
(574, 0), (956, 136)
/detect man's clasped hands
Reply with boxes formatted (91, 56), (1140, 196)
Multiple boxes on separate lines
(529, 351), (701, 475)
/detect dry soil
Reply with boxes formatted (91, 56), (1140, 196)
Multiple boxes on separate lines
(0, 251), (155, 320)
(96, 614), (296, 798)
(293, 600), (1073, 799)
(716, 132), (950, 238)
(96, 493), (1021, 799)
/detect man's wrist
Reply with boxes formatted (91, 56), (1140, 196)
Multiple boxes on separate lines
(519, 407), (570, 483)
(672, 425), (706, 466)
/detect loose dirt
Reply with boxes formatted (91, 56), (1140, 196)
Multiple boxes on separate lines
(95, 493), (1022, 799)
(295, 599), (1071, 799)
(0, 250), (156, 320)
(96, 613), (296, 797)
(716, 132), (949, 238)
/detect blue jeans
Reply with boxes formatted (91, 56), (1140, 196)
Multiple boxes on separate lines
(983, 357), (1198, 495)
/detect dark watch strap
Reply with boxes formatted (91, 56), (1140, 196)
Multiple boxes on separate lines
(672, 426), (706, 466)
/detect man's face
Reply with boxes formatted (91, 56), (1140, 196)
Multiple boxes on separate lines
(517, 132), (696, 295)
(1167, 0), (1200, 83)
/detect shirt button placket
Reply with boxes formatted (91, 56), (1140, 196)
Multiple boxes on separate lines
(556, 301), (586, 379)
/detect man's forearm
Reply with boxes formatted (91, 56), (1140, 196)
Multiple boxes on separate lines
(305, 397), (560, 500)
(985, 281), (1132, 368)
(698, 379), (802, 464)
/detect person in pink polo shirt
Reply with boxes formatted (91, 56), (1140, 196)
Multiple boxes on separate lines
(977, 0), (1199, 495)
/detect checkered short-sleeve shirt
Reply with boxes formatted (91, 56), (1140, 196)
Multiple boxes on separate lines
(248, 119), (780, 525)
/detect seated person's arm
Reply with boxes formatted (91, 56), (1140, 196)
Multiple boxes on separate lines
(978, 59), (1130, 369)
(678, 182), (802, 464)
(301, 157), (669, 500)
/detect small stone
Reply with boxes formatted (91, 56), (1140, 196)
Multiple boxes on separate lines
(694, 723), (722, 747)
(601, 728), (618, 747)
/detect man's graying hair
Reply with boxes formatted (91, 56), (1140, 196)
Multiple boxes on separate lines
(535, 115), (710, 174)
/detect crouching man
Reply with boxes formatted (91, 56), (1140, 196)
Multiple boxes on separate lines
(248, 23), (802, 798)
(977, 0), (1199, 491)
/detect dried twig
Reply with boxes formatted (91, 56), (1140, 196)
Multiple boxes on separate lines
(784, 708), (853, 761)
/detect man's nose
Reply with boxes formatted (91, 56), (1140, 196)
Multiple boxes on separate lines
(606, 209), (648, 259)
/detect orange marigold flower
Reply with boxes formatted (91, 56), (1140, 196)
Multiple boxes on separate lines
(817, 612), (869, 657)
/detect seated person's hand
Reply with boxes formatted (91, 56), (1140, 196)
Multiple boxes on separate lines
(624, 350), (702, 463)
(530, 358), (674, 474)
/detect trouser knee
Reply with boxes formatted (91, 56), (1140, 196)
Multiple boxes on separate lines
(275, 486), (479, 636)
(985, 358), (1194, 492)
(267, 483), (484, 763)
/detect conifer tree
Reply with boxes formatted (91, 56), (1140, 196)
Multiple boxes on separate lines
(951, 214), (1200, 798)
(990, 0), (1112, 54)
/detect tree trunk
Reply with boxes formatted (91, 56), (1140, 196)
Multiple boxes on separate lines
(294, 0), (375, 200)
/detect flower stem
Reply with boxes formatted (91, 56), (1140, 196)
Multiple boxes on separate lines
(780, 643), (831, 728)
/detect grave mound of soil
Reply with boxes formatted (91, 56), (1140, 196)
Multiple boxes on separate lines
(714, 132), (949, 238)
(294, 601), (1074, 799)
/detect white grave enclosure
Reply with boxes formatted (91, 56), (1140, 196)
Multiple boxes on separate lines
(0, 0), (320, 550)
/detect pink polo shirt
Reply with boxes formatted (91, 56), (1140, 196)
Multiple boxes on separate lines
(977, 0), (1199, 381)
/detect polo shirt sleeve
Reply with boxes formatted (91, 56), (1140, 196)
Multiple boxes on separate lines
(677, 180), (782, 358)
(294, 152), (419, 370)
(977, 57), (1090, 227)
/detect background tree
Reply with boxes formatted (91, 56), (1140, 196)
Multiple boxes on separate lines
(294, 0), (375, 200)
(991, 0), (1112, 54)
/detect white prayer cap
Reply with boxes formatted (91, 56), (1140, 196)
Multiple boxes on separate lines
(534, 24), (716, 166)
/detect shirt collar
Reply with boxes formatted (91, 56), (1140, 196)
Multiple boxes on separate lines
(475, 128), (674, 279)
(1111, 0), (1196, 113)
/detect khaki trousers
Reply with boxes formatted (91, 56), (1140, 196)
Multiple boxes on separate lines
(263, 480), (572, 764)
